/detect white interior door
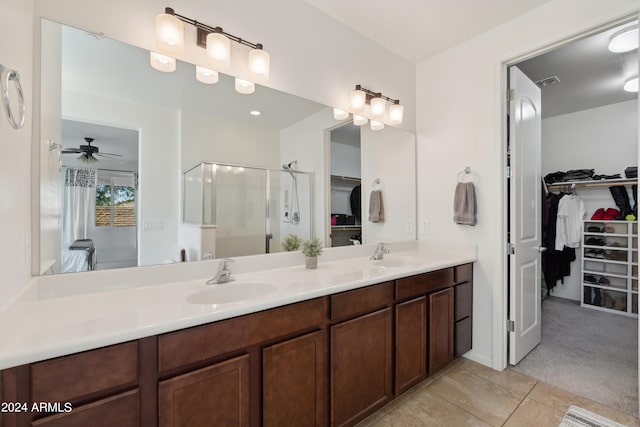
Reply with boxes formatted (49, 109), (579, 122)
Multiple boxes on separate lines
(508, 66), (542, 365)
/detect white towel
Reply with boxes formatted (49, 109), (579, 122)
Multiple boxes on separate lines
(453, 182), (477, 226)
(369, 190), (384, 222)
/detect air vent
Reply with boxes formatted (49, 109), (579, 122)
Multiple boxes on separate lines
(535, 76), (560, 87)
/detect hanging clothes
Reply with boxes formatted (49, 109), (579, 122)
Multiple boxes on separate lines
(555, 194), (585, 250)
(542, 192), (576, 294)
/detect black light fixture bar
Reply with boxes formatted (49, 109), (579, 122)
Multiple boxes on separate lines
(355, 84), (400, 105)
(165, 7), (263, 50)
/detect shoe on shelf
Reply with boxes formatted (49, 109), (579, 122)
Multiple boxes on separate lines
(603, 208), (622, 220)
(598, 276), (610, 285)
(584, 275), (597, 283)
(591, 208), (606, 220)
(587, 225), (604, 232)
(585, 237), (605, 246)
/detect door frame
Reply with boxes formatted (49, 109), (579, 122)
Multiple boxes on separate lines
(500, 13), (640, 369)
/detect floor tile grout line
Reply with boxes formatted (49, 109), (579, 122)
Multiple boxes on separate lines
(499, 380), (540, 426)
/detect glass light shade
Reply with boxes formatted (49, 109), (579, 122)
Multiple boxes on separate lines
(608, 26), (639, 53)
(155, 13), (184, 54)
(149, 51), (176, 72)
(624, 76), (639, 92)
(350, 89), (366, 113)
(370, 120), (384, 131)
(206, 32), (231, 70)
(389, 103), (404, 125)
(370, 97), (386, 119)
(235, 78), (255, 94)
(353, 114), (368, 126)
(248, 49), (270, 82)
(196, 66), (219, 84)
(333, 108), (349, 120)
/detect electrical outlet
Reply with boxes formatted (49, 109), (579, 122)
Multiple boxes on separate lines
(421, 220), (430, 235)
(405, 220), (413, 233)
(143, 221), (163, 231)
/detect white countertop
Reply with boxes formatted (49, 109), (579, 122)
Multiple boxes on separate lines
(0, 241), (475, 370)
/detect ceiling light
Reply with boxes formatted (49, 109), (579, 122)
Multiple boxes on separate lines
(250, 110), (261, 116)
(196, 66), (219, 84)
(248, 46), (270, 83)
(370, 97), (386, 120)
(235, 78), (255, 94)
(353, 115), (368, 126)
(149, 52), (176, 72)
(608, 25), (639, 53)
(333, 108), (349, 120)
(155, 8), (184, 54)
(624, 75), (638, 92)
(370, 120), (384, 131)
(350, 87), (366, 113)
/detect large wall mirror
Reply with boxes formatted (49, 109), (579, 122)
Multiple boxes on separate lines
(38, 19), (417, 275)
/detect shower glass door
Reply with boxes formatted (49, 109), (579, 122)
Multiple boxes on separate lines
(215, 165), (267, 258)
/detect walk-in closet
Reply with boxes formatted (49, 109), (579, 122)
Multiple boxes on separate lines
(509, 19), (639, 416)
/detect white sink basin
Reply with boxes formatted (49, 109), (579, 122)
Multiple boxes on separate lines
(371, 256), (425, 269)
(186, 281), (278, 304)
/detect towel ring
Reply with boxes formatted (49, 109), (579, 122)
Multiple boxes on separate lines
(1, 66), (26, 130)
(372, 178), (381, 190)
(457, 167), (477, 183)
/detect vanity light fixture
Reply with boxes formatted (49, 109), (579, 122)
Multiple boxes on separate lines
(150, 51), (176, 72)
(347, 85), (404, 125)
(333, 108), (349, 120)
(624, 75), (639, 92)
(608, 25), (639, 53)
(235, 78), (255, 94)
(370, 120), (384, 131)
(152, 7), (270, 88)
(250, 110), (261, 116)
(196, 66), (219, 84)
(353, 114), (368, 126)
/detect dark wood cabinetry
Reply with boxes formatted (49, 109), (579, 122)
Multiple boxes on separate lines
(263, 330), (326, 427)
(158, 355), (250, 427)
(1, 262), (473, 427)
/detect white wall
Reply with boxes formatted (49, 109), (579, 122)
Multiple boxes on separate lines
(361, 126), (416, 244)
(330, 142), (361, 179)
(542, 99), (638, 300)
(63, 90), (180, 266)
(416, 0), (639, 369)
(0, 0), (33, 303)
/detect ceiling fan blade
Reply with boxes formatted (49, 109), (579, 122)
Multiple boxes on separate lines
(98, 152), (123, 157)
(95, 153), (125, 164)
(61, 148), (83, 153)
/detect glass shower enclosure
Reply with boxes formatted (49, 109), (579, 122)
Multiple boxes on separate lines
(183, 162), (313, 258)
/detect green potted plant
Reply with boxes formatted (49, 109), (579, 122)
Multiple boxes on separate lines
(301, 237), (323, 269)
(282, 234), (302, 251)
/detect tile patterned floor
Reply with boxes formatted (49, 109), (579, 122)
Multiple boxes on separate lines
(356, 358), (640, 427)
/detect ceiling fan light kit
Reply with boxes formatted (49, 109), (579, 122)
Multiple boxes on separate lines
(61, 137), (124, 164)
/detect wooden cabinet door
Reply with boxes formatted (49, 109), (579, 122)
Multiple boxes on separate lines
(158, 355), (250, 427)
(428, 288), (454, 374)
(263, 330), (325, 427)
(330, 308), (392, 427)
(395, 296), (427, 394)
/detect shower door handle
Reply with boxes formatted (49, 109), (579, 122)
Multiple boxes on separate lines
(265, 233), (273, 253)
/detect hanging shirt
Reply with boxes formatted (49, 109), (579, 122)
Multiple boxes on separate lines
(555, 194), (585, 250)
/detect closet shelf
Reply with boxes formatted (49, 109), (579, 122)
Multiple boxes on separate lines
(331, 226), (361, 231)
(547, 178), (637, 190)
(331, 175), (361, 183)
(582, 270), (629, 280)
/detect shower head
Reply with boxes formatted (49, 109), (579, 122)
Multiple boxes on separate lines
(283, 160), (297, 170)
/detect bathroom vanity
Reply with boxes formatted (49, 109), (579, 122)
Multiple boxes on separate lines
(0, 245), (474, 427)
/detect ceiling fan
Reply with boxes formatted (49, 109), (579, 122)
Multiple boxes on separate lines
(61, 137), (123, 163)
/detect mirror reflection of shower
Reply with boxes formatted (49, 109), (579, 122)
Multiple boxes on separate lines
(282, 160), (300, 225)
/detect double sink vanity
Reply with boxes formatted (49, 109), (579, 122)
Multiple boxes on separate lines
(0, 242), (475, 426)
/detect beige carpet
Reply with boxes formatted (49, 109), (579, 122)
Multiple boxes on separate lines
(511, 296), (638, 416)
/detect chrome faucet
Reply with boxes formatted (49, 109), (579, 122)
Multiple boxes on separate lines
(370, 243), (390, 260)
(207, 258), (235, 284)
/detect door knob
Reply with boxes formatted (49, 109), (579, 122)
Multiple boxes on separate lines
(533, 246), (547, 252)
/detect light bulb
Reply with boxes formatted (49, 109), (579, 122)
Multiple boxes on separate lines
(350, 88), (366, 113)
(608, 25), (639, 53)
(370, 120), (384, 131)
(333, 108), (349, 120)
(206, 31), (231, 70)
(196, 66), (219, 84)
(248, 48), (270, 82)
(389, 103), (404, 125)
(370, 97), (386, 120)
(155, 11), (184, 54)
(624, 75), (638, 92)
(353, 115), (368, 126)
(149, 51), (176, 72)
(235, 78), (255, 94)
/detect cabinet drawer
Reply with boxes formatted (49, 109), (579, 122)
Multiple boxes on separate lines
(32, 389), (139, 427)
(330, 282), (394, 321)
(455, 263), (473, 283)
(396, 268), (454, 300)
(31, 341), (138, 403)
(454, 281), (473, 321)
(455, 317), (472, 357)
(159, 297), (326, 372)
